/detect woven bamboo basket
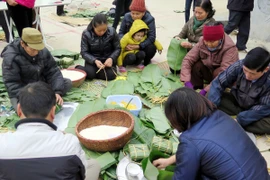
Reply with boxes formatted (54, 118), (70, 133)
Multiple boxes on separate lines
(75, 109), (135, 152)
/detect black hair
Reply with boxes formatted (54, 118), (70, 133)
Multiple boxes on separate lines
(243, 47), (270, 72)
(88, 13), (108, 30)
(18, 81), (56, 118)
(133, 29), (147, 37)
(165, 87), (216, 132)
(195, 0), (215, 19)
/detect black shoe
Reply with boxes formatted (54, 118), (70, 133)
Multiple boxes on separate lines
(57, 12), (66, 16)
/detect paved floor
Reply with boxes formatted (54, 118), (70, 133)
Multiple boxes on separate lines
(0, 0), (270, 170)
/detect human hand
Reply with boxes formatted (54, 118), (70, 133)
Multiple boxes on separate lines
(104, 58), (113, 67)
(6, 0), (18, 6)
(95, 60), (105, 69)
(199, 89), (207, 96)
(153, 158), (173, 169)
(126, 44), (139, 51)
(184, 81), (193, 89)
(55, 94), (63, 106)
(181, 41), (192, 49)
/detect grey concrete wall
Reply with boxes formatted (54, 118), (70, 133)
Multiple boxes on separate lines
(250, 0), (270, 42)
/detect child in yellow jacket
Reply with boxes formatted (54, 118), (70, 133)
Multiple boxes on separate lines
(118, 19), (163, 73)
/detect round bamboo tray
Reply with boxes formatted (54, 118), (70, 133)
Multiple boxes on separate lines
(76, 109), (135, 152)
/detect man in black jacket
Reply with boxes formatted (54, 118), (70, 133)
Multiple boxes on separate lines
(224, 0), (254, 52)
(1, 27), (72, 111)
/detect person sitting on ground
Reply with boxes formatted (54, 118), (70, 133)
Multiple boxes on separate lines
(117, 19), (162, 73)
(1, 27), (72, 111)
(180, 21), (238, 96)
(153, 87), (268, 179)
(208, 47), (270, 135)
(76, 13), (121, 80)
(175, 0), (215, 50)
(0, 81), (101, 179)
(119, 0), (157, 67)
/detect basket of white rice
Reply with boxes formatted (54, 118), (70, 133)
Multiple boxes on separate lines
(75, 109), (134, 152)
(61, 68), (86, 87)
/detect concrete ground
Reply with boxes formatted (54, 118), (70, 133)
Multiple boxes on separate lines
(0, 0), (269, 171)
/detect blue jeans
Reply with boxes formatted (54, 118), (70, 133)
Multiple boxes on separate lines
(185, 0), (195, 23)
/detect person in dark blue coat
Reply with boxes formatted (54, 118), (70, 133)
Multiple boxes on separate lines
(208, 47), (270, 134)
(76, 13), (121, 80)
(119, 0), (157, 68)
(153, 87), (269, 180)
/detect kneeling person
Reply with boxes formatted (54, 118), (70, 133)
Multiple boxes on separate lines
(1, 28), (72, 111)
(208, 47), (270, 134)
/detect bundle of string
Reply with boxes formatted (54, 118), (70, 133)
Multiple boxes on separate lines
(96, 66), (118, 87)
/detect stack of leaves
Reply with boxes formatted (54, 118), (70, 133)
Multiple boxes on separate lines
(71, 10), (114, 23)
(51, 49), (80, 60)
(63, 88), (98, 103)
(0, 114), (19, 132)
(140, 107), (172, 136)
(55, 57), (74, 69)
(0, 69), (10, 106)
(127, 64), (183, 106)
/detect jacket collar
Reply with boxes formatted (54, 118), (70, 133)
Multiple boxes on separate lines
(15, 118), (57, 131)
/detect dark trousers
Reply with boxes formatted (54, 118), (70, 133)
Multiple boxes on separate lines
(185, 0), (195, 23)
(142, 43), (156, 66)
(224, 10), (250, 50)
(112, 0), (131, 29)
(190, 61), (213, 89)
(0, 11), (13, 42)
(76, 64), (117, 81)
(219, 92), (270, 134)
(7, 3), (32, 37)
(10, 78), (72, 112)
(123, 51), (145, 67)
(56, 5), (64, 15)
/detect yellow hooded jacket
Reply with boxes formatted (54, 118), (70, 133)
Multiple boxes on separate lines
(117, 19), (163, 66)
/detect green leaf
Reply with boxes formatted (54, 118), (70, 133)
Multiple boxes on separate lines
(127, 71), (142, 87)
(167, 38), (187, 71)
(101, 80), (134, 98)
(141, 157), (159, 180)
(50, 49), (80, 60)
(95, 152), (117, 171)
(145, 107), (172, 134)
(67, 98), (106, 128)
(140, 64), (163, 85)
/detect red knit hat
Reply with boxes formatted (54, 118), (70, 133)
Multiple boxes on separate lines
(129, 0), (146, 12)
(203, 24), (224, 41)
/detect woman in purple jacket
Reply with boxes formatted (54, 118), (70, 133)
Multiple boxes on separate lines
(153, 87), (269, 180)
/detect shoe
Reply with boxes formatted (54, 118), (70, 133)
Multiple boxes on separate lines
(136, 64), (145, 70)
(119, 66), (127, 73)
(57, 12), (66, 16)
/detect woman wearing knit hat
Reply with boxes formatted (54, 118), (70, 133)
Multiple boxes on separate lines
(119, 0), (157, 68)
(180, 21), (239, 96)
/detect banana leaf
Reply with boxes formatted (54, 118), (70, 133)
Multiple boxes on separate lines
(145, 107), (172, 135)
(127, 71), (142, 87)
(101, 80), (134, 98)
(140, 64), (163, 85)
(50, 49), (80, 60)
(95, 152), (117, 171)
(66, 98), (105, 128)
(167, 38), (187, 71)
(0, 114), (19, 130)
(63, 88), (97, 103)
(142, 150), (175, 180)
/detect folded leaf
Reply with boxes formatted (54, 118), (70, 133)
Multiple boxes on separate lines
(167, 38), (187, 71)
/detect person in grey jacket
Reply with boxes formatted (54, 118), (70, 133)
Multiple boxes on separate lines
(1, 28), (72, 111)
(76, 13), (121, 80)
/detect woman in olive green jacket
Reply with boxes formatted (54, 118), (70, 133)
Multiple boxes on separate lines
(175, 0), (215, 50)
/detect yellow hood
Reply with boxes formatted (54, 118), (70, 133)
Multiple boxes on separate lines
(128, 19), (149, 37)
